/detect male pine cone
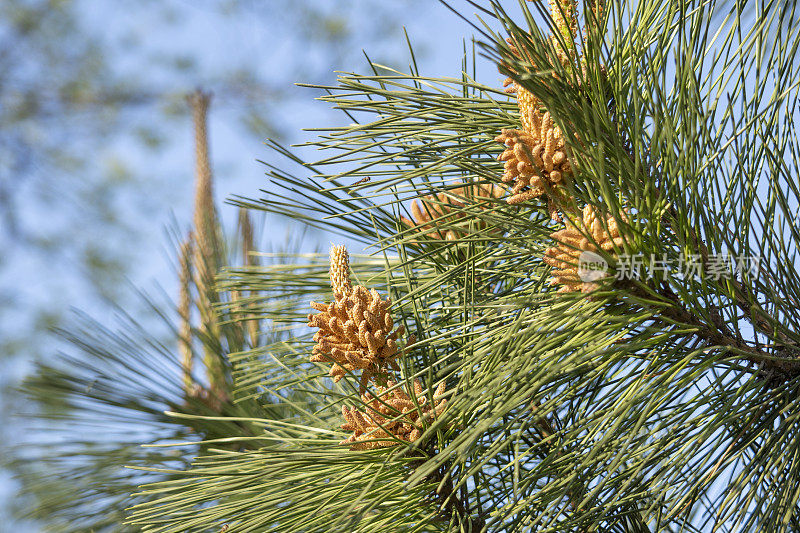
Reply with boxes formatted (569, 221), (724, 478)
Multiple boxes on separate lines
(308, 245), (408, 390)
(341, 379), (447, 450)
(496, 127), (570, 207)
(543, 205), (627, 293)
(497, 37), (574, 211)
(400, 182), (504, 240)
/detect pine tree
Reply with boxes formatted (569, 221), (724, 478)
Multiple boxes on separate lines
(12, 0), (800, 531)
(10, 89), (280, 531)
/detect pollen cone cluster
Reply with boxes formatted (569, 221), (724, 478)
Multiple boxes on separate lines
(341, 380), (447, 450)
(495, 127), (570, 208)
(543, 205), (627, 293)
(498, 54), (573, 212)
(308, 245), (408, 390)
(401, 183), (505, 240)
(497, 0), (603, 213)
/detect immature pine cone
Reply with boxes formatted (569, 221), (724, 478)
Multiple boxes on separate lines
(543, 205), (627, 293)
(308, 245), (408, 390)
(400, 183), (505, 240)
(341, 379), (447, 450)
